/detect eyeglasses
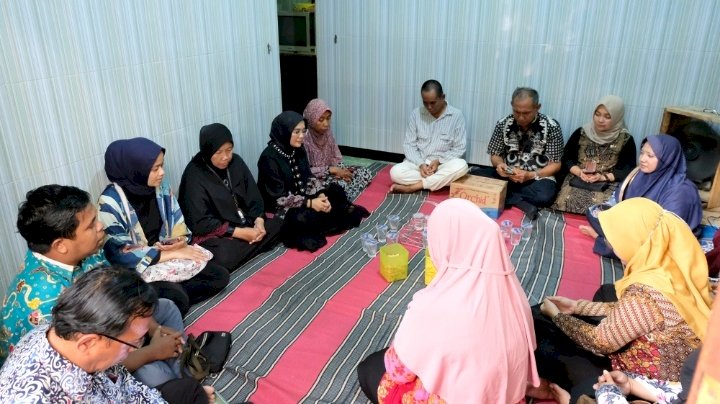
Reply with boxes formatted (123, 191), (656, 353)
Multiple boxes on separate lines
(100, 333), (143, 350)
(292, 128), (308, 136)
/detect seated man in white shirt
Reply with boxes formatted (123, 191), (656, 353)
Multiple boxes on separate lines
(390, 80), (469, 193)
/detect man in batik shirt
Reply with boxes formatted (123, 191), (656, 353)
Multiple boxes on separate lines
(0, 266), (165, 402)
(0, 185), (107, 362)
(476, 87), (564, 219)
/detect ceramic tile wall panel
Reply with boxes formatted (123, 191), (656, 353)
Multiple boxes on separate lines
(317, 0), (720, 165)
(0, 0), (281, 294)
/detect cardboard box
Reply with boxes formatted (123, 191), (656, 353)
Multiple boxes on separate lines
(449, 174), (507, 218)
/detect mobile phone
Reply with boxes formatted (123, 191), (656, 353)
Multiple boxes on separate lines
(504, 166), (515, 175)
(160, 238), (177, 245)
(582, 160), (597, 174)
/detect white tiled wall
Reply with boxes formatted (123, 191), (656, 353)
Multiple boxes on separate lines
(317, 0), (720, 165)
(0, 0), (282, 294)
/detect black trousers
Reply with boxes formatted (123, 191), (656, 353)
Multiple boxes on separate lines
(283, 183), (368, 252)
(200, 217), (283, 272)
(356, 348), (388, 404)
(151, 261), (230, 317)
(532, 304), (612, 402)
(471, 166), (558, 208)
(156, 377), (208, 404)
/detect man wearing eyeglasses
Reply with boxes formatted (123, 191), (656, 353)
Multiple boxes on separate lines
(390, 79), (469, 193)
(0, 185), (206, 402)
(0, 266), (168, 401)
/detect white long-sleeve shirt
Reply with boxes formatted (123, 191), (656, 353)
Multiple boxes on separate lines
(402, 104), (467, 166)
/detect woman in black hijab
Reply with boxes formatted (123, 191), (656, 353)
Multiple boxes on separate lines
(257, 111), (370, 251)
(179, 123), (282, 271)
(99, 137), (230, 317)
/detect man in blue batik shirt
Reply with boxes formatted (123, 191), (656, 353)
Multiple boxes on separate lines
(0, 185), (210, 402)
(0, 185), (108, 362)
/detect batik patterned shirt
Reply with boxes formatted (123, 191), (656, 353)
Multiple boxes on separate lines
(552, 284), (700, 382)
(0, 325), (165, 403)
(0, 249), (107, 365)
(487, 112), (563, 172)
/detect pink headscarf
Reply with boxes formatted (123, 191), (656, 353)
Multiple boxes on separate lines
(302, 99), (342, 169)
(393, 198), (539, 403)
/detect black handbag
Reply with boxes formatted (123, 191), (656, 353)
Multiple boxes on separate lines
(569, 176), (610, 192)
(180, 331), (232, 380)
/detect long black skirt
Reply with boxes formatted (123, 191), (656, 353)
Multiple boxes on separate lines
(282, 183), (369, 252)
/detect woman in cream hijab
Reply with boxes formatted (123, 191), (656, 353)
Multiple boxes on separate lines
(357, 198), (539, 403)
(534, 197), (711, 402)
(553, 95), (636, 214)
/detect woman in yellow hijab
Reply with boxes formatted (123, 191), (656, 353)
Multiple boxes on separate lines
(532, 197), (711, 402)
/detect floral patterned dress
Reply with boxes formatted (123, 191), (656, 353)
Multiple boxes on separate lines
(378, 346), (527, 404)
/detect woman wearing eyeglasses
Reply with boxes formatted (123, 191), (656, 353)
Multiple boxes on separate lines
(257, 111), (370, 252)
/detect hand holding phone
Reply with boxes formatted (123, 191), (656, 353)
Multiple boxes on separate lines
(503, 165), (515, 175)
(157, 236), (187, 251)
(582, 160), (597, 174)
(161, 238), (178, 245)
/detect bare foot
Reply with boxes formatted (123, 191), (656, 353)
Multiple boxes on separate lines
(526, 378), (554, 400)
(549, 383), (571, 404)
(203, 385), (216, 404)
(579, 225), (599, 239)
(389, 182), (423, 194)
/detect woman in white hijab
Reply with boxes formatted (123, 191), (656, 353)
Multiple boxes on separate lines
(552, 95), (636, 214)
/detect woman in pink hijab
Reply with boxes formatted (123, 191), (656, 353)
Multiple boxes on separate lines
(303, 99), (373, 200)
(357, 198), (540, 403)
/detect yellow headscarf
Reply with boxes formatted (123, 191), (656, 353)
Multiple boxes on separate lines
(599, 197), (712, 340)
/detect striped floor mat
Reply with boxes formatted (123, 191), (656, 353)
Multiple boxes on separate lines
(184, 164), (623, 403)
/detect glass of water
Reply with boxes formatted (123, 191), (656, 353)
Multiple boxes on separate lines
(387, 214), (401, 231)
(500, 220), (513, 239)
(376, 223), (389, 243)
(510, 227), (523, 246)
(412, 212), (426, 231)
(360, 232), (374, 253)
(363, 236), (379, 257)
(521, 218), (534, 240)
(386, 230), (399, 244)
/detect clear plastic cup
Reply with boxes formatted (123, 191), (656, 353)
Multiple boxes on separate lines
(521, 220), (534, 241)
(510, 227), (523, 246)
(386, 230), (399, 244)
(387, 214), (401, 230)
(412, 213), (426, 231)
(376, 223), (389, 243)
(360, 232), (375, 254)
(500, 220), (513, 239)
(363, 237), (379, 257)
